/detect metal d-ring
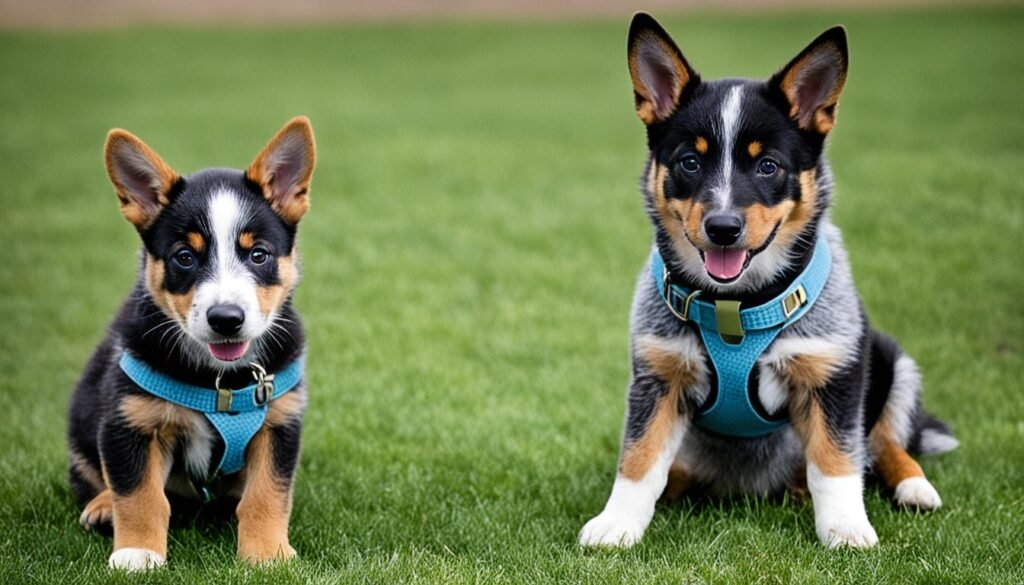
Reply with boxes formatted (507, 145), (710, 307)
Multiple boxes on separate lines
(661, 266), (702, 322)
(250, 363), (275, 406)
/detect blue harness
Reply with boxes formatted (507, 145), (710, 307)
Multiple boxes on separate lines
(119, 353), (304, 476)
(650, 236), (832, 437)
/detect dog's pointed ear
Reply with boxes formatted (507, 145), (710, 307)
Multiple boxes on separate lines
(627, 12), (699, 125)
(104, 130), (180, 230)
(246, 116), (316, 224)
(770, 26), (849, 134)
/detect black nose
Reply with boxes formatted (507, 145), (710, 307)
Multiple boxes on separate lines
(207, 304), (245, 336)
(704, 215), (744, 246)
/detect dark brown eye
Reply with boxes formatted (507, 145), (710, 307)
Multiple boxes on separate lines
(172, 249), (195, 268)
(757, 158), (779, 176)
(250, 247), (270, 265)
(678, 154), (701, 174)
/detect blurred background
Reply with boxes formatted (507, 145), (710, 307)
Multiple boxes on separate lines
(0, 1), (1021, 583)
(0, 0), (1010, 28)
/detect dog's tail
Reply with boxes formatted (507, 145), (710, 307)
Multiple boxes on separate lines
(911, 411), (960, 456)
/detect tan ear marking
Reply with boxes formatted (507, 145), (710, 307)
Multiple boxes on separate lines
(246, 116), (316, 224)
(104, 129), (179, 229)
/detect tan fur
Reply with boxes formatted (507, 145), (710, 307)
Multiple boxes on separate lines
(745, 200), (795, 250)
(789, 391), (853, 476)
(264, 390), (307, 428)
(869, 420), (925, 488)
(120, 394), (204, 436)
(110, 438), (171, 556)
(256, 253), (298, 318)
(662, 463), (691, 502)
(772, 347), (844, 392)
(186, 232), (205, 253)
(637, 335), (700, 398)
(104, 129), (179, 229)
(648, 162), (705, 250)
(246, 117), (316, 224)
(70, 449), (105, 494)
(144, 255), (195, 324)
(747, 140), (763, 158)
(695, 136), (708, 155)
(629, 31), (690, 124)
(238, 231), (255, 250)
(236, 430), (295, 562)
(779, 48), (846, 133)
(80, 489), (113, 528)
(619, 387), (682, 481)
(774, 169), (819, 248)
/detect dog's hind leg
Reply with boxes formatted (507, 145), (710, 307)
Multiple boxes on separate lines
(866, 333), (946, 510)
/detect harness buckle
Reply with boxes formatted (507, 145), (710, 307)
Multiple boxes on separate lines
(214, 372), (233, 412)
(782, 285), (808, 319)
(661, 266), (702, 322)
(251, 363), (274, 406)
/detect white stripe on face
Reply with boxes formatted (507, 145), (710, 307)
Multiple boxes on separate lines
(188, 189), (262, 347)
(209, 189), (245, 283)
(712, 85), (744, 209)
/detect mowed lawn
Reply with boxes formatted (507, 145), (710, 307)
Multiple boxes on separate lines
(1, 7), (1022, 583)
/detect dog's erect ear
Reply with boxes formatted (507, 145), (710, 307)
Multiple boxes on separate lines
(104, 130), (180, 230)
(770, 26), (849, 134)
(246, 116), (316, 224)
(627, 12), (699, 125)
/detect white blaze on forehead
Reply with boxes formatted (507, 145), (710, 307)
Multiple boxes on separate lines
(202, 189), (254, 306)
(712, 85), (744, 209)
(209, 189), (244, 273)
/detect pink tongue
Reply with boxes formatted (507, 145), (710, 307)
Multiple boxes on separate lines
(208, 341), (249, 361)
(704, 249), (748, 280)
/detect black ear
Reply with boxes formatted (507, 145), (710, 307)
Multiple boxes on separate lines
(769, 26), (849, 134)
(627, 13), (699, 125)
(104, 129), (180, 230)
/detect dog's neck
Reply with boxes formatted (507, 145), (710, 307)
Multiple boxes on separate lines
(118, 283), (304, 389)
(656, 226), (819, 308)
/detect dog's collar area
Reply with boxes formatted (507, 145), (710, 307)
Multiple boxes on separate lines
(118, 353), (304, 478)
(650, 236), (833, 438)
(652, 235), (832, 343)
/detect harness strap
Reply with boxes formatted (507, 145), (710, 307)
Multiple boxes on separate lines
(119, 353), (304, 475)
(650, 236), (833, 437)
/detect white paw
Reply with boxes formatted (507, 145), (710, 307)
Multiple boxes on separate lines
(895, 477), (942, 510)
(817, 513), (879, 549)
(578, 511), (647, 548)
(108, 548), (165, 571)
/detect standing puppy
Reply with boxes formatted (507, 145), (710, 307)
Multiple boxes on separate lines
(68, 117), (316, 570)
(579, 14), (957, 549)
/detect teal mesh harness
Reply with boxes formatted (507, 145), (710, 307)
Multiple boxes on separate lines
(119, 353), (303, 476)
(649, 236), (832, 437)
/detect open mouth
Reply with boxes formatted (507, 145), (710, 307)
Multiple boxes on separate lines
(207, 341), (250, 362)
(696, 222), (781, 284)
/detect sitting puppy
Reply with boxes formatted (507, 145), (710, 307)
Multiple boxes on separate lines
(67, 117), (316, 570)
(579, 14), (957, 549)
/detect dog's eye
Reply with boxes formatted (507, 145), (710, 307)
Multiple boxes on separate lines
(757, 158), (779, 176)
(250, 247), (270, 265)
(678, 155), (701, 175)
(172, 249), (195, 269)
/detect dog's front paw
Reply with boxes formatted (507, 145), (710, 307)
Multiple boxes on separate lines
(108, 548), (165, 571)
(578, 512), (647, 548)
(894, 477), (942, 510)
(816, 513), (879, 549)
(239, 541), (297, 564)
(79, 490), (113, 530)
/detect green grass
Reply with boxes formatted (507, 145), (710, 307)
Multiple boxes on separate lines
(1, 7), (1023, 583)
